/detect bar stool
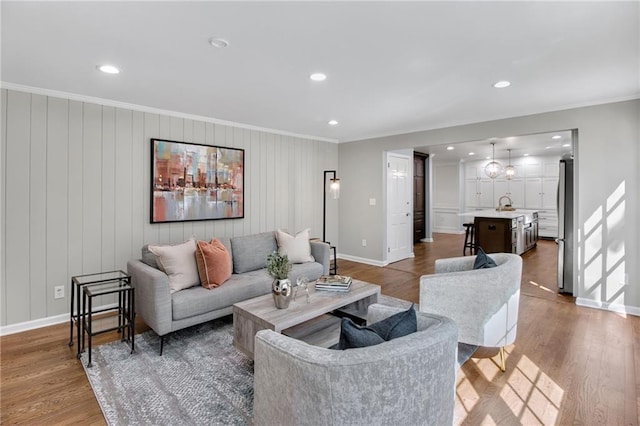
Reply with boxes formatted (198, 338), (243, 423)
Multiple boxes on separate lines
(463, 223), (476, 255)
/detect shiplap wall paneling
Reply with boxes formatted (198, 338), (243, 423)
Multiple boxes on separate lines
(101, 106), (118, 307)
(1, 89), (8, 325)
(115, 108), (133, 273)
(82, 103), (102, 277)
(30, 94), (47, 318)
(101, 106), (116, 279)
(1, 88), (338, 326)
(258, 132), (268, 233)
(5, 90), (31, 323)
(130, 111), (144, 262)
(266, 132), (276, 233)
(82, 103), (105, 306)
(278, 135), (291, 233)
(46, 97), (69, 315)
(249, 130), (260, 235)
(67, 100), (84, 310)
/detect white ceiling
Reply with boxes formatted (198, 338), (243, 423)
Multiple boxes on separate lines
(1, 2), (638, 143)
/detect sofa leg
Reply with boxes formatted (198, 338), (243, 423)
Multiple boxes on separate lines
(499, 346), (506, 372)
(160, 335), (165, 356)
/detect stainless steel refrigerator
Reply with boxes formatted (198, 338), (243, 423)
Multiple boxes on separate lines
(557, 157), (574, 294)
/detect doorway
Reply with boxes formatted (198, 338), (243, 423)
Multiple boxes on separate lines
(414, 152), (429, 244)
(406, 130), (577, 296)
(385, 152), (413, 264)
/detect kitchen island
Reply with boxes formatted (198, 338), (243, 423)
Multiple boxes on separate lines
(461, 209), (539, 255)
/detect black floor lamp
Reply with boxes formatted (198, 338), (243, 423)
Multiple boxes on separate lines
(322, 170), (340, 243)
(323, 170), (340, 275)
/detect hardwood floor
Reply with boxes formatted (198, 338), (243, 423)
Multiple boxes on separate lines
(1, 234), (638, 425)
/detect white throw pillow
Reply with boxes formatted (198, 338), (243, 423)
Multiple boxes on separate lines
(148, 239), (199, 293)
(276, 228), (315, 264)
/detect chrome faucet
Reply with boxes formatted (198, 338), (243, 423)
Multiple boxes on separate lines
(498, 195), (513, 211)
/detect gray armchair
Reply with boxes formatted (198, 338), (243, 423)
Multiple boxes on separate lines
(253, 304), (458, 426)
(419, 253), (522, 371)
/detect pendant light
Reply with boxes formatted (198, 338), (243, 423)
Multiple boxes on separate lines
(505, 149), (516, 180)
(484, 142), (504, 179)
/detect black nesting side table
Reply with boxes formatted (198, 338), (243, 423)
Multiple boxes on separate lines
(68, 271), (134, 366)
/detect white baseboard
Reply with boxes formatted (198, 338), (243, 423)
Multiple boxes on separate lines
(420, 238), (434, 243)
(0, 302), (118, 336)
(575, 297), (640, 317)
(338, 253), (387, 267)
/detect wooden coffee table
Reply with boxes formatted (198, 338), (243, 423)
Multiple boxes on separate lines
(232, 279), (380, 359)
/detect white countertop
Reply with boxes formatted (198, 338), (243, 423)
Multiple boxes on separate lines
(460, 209), (538, 219)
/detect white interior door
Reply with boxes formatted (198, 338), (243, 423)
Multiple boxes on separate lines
(386, 153), (412, 263)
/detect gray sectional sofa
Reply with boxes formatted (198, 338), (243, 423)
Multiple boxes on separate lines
(127, 231), (330, 354)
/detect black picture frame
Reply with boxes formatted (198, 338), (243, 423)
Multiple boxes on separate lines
(150, 138), (244, 223)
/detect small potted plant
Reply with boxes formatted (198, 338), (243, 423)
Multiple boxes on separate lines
(266, 251), (293, 309)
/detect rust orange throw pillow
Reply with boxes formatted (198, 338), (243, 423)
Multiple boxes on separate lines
(195, 239), (232, 289)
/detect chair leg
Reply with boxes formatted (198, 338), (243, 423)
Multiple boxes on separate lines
(498, 346), (506, 372)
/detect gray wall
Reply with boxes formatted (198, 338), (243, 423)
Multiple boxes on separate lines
(0, 88), (338, 327)
(339, 99), (640, 312)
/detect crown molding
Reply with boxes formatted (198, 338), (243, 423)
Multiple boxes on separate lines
(0, 82), (340, 144)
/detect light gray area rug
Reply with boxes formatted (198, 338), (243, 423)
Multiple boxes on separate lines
(82, 295), (459, 426)
(81, 315), (253, 426)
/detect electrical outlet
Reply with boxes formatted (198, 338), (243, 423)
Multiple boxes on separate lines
(54, 286), (64, 299)
(369, 198), (376, 206)
(362, 239), (367, 247)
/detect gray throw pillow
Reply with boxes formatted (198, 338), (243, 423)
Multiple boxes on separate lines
(473, 247), (498, 269)
(333, 318), (385, 350)
(332, 305), (417, 350)
(141, 245), (159, 269)
(369, 304), (417, 340)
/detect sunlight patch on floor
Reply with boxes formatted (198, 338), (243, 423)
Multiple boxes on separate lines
(455, 375), (480, 412)
(481, 414), (498, 425)
(498, 355), (563, 424)
(528, 280), (555, 293)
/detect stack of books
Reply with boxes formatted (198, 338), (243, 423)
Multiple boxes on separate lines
(315, 275), (353, 292)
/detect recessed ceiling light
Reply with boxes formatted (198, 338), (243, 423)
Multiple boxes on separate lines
(328, 120), (338, 126)
(208, 37), (229, 48)
(493, 80), (511, 89)
(447, 146), (455, 151)
(97, 64), (120, 74)
(524, 153), (529, 156)
(468, 152), (475, 156)
(552, 135), (562, 140)
(310, 73), (327, 82)
(545, 146), (552, 149)
(486, 156), (491, 160)
(563, 143), (571, 147)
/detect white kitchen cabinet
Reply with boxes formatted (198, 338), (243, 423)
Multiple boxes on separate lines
(465, 164), (482, 180)
(465, 178), (494, 208)
(525, 177), (558, 209)
(524, 160), (542, 177)
(543, 159), (560, 177)
(494, 178), (524, 208)
(537, 210), (558, 238)
(542, 178), (558, 209)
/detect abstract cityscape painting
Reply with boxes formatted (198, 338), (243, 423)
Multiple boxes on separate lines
(151, 138), (244, 223)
